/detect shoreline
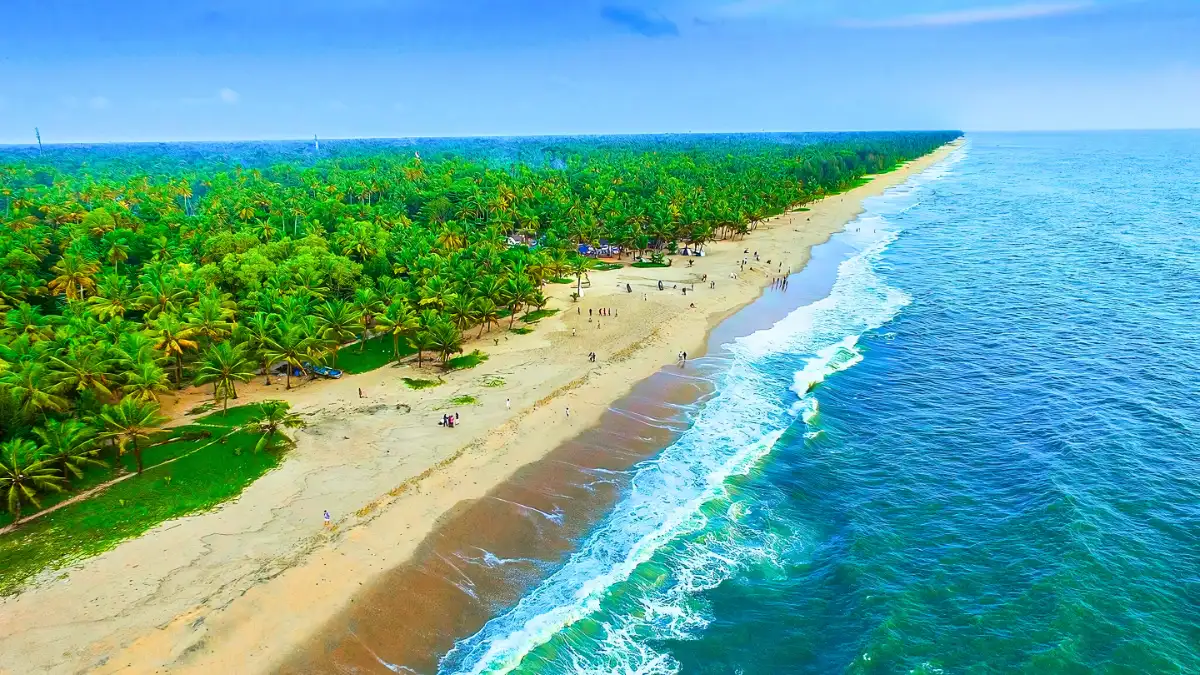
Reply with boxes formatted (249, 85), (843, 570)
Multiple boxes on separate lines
(0, 140), (962, 675)
(280, 193), (879, 672)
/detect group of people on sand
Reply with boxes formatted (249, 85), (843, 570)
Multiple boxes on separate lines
(587, 351), (597, 362)
(440, 412), (460, 428)
(677, 351), (689, 367)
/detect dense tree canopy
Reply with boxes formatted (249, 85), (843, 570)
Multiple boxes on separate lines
(0, 131), (958, 517)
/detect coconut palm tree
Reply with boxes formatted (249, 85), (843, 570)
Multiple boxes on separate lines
(313, 299), (357, 368)
(474, 298), (501, 337)
(32, 418), (106, 486)
(249, 400), (306, 452)
(97, 398), (167, 475)
(87, 272), (137, 320)
(411, 328), (437, 369)
(445, 294), (479, 333)
(503, 276), (537, 328)
(262, 325), (316, 390)
(567, 255), (596, 300)
(3, 302), (55, 341)
(350, 287), (384, 351)
(378, 300), (419, 360)
(193, 341), (257, 414)
(186, 295), (236, 344)
(122, 359), (172, 402)
(50, 345), (118, 402)
(0, 360), (68, 419)
(0, 439), (65, 522)
(428, 321), (464, 366)
(150, 313), (200, 387)
(48, 254), (101, 300)
(242, 312), (280, 384)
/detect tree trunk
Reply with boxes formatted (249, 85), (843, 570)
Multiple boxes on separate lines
(175, 354), (184, 388)
(285, 368), (292, 390)
(263, 358), (272, 385)
(134, 439), (143, 475)
(392, 334), (400, 359)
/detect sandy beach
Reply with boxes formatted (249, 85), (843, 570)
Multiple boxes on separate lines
(0, 141), (960, 675)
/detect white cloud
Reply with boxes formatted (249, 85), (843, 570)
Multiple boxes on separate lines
(88, 96), (111, 110)
(841, 2), (1092, 28)
(219, 87), (240, 104)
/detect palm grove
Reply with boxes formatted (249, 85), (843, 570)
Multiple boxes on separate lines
(0, 131), (957, 522)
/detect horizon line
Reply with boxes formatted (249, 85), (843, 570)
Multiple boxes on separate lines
(1, 127), (1197, 149)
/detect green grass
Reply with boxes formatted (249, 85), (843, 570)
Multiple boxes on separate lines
(548, 277), (573, 284)
(335, 334), (416, 374)
(449, 394), (478, 405)
(521, 308), (560, 324)
(631, 261), (671, 268)
(187, 402), (216, 416)
(593, 261), (623, 271)
(402, 377), (443, 389)
(794, 207), (811, 212)
(192, 401), (275, 429)
(510, 326), (534, 335)
(482, 376), (505, 388)
(0, 429), (277, 596)
(445, 350), (489, 371)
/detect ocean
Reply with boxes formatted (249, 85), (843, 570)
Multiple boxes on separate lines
(426, 132), (1200, 674)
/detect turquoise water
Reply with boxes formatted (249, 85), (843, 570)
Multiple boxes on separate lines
(439, 132), (1200, 674)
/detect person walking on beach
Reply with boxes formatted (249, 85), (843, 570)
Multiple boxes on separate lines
(506, 398), (511, 410)
(323, 510), (331, 528)
(566, 406), (571, 418)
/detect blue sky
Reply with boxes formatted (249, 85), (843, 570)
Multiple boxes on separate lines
(0, 0), (1197, 143)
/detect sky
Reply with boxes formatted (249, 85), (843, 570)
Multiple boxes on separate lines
(0, 0), (1198, 143)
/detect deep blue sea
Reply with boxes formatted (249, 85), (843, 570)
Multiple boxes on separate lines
(435, 132), (1200, 674)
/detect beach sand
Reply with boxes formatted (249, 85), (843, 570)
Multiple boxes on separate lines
(0, 141), (960, 675)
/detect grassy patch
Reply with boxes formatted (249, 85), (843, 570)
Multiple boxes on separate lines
(593, 261), (623, 271)
(402, 377), (443, 390)
(449, 394), (478, 406)
(548, 277), (573, 284)
(482, 376), (505, 388)
(445, 350), (488, 371)
(192, 401), (275, 429)
(0, 429), (276, 596)
(510, 326), (534, 335)
(794, 206), (811, 212)
(336, 334), (415, 375)
(521, 308), (560, 323)
(631, 261), (671, 268)
(186, 402), (215, 416)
